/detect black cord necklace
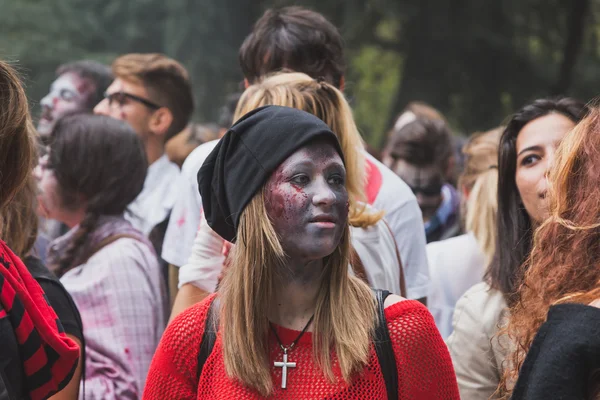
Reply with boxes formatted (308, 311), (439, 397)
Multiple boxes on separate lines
(270, 315), (314, 389)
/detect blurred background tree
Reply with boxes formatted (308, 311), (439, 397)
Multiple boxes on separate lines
(1, 0), (598, 149)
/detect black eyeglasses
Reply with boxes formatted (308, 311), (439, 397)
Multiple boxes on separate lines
(103, 91), (162, 110)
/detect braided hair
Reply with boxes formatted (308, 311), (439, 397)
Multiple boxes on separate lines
(47, 113), (147, 276)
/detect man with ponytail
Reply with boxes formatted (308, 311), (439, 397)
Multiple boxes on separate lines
(36, 114), (167, 398)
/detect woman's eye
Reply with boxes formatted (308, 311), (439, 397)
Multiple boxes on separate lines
(291, 175), (310, 185)
(328, 175), (345, 186)
(521, 154), (541, 166)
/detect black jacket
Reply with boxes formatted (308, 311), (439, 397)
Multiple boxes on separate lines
(511, 303), (600, 400)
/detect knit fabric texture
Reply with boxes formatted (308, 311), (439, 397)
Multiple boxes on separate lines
(143, 295), (459, 399)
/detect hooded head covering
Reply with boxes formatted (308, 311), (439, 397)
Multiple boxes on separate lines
(198, 105), (344, 242)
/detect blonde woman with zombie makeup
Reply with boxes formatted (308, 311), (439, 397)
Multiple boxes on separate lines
(144, 106), (459, 399)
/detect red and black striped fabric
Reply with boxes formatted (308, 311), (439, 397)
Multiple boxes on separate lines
(0, 240), (79, 399)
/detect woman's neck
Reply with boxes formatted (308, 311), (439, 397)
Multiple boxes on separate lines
(269, 258), (324, 332)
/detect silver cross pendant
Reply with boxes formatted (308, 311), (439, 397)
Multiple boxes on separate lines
(273, 348), (296, 389)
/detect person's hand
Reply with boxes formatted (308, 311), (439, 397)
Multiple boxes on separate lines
(589, 298), (600, 308)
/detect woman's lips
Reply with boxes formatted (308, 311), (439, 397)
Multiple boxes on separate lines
(309, 214), (337, 228)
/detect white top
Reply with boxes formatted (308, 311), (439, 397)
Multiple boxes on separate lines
(350, 218), (403, 295)
(426, 233), (486, 339)
(446, 282), (511, 400)
(61, 238), (166, 398)
(162, 140), (219, 267)
(165, 143), (429, 299)
(126, 154), (180, 236)
(365, 153), (429, 299)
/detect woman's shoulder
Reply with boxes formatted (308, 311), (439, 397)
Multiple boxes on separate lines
(383, 296), (432, 328)
(455, 282), (507, 321)
(88, 236), (157, 267)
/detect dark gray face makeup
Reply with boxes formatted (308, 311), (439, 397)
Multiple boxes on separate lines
(265, 140), (348, 261)
(393, 159), (444, 221)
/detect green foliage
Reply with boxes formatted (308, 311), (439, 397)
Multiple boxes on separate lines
(1, 0), (599, 149)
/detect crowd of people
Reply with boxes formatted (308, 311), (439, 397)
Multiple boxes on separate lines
(1, 5), (599, 400)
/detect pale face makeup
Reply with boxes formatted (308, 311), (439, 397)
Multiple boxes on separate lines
(38, 72), (95, 137)
(265, 140), (348, 263)
(34, 153), (84, 228)
(515, 113), (576, 224)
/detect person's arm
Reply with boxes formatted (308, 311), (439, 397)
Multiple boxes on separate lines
(169, 213), (226, 321)
(170, 283), (211, 322)
(48, 335), (82, 400)
(386, 300), (460, 399)
(144, 297), (214, 399)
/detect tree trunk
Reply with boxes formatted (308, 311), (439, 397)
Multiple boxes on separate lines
(552, 0), (589, 95)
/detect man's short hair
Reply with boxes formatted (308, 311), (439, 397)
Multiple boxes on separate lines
(56, 60), (113, 109)
(387, 117), (453, 167)
(239, 7), (345, 88)
(112, 53), (194, 140)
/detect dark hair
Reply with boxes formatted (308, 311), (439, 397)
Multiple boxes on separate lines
(112, 53), (195, 141)
(486, 97), (588, 306)
(217, 92), (242, 129)
(56, 60), (113, 109)
(239, 7), (345, 88)
(48, 113), (147, 275)
(0, 61), (36, 210)
(386, 117), (453, 167)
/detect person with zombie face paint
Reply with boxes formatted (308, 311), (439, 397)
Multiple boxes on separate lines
(383, 117), (461, 243)
(143, 106), (459, 400)
(35, 61), (113, 260)
(169, 7), (431, 318)
(37, 60), (112, 140)
(94, 53), (194, 238)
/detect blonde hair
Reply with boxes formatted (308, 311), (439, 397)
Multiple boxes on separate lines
(235, 72), (383, 228)
(458, 127), (502, 264)
(219, 187), (377, 396)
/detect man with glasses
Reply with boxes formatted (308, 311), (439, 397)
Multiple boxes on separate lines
(94, 53), (194, 238)
(383, 117), (461, 243)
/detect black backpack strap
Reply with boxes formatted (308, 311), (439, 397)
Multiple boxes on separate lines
(196, 297), (219, 380)
(373, 289), (398, 400)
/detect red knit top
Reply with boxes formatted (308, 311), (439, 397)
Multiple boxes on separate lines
(143, 295), (459, 399)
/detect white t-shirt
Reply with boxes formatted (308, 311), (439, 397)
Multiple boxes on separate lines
(364, 153), (429, 299)
(126, 154), (180, 236)
(162, 140), (219, 266)
(165, 145), (430, 299)
(427, 233), (486, 339)
(350, 219), (403, 295)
